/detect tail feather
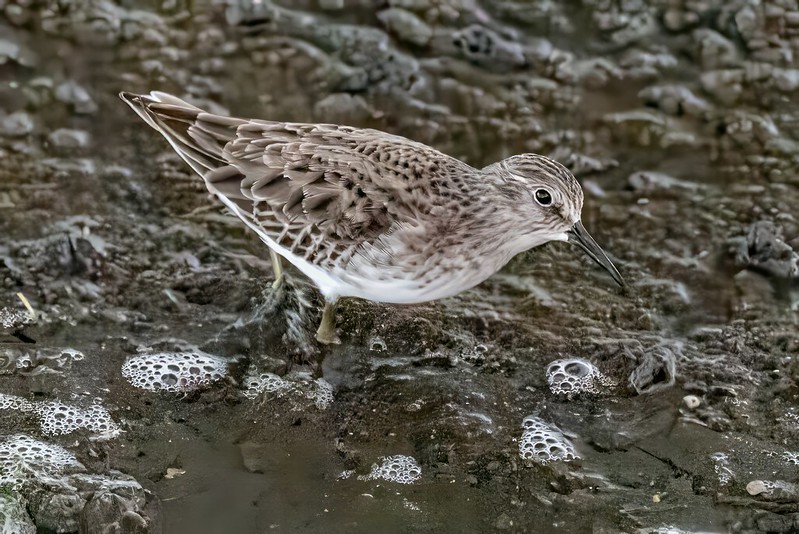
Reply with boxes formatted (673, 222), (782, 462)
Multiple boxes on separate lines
(119, 91), (242, 176)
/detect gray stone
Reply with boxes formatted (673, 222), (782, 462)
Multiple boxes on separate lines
(0, 38), (36, 67)
(495, 513), (514, 530)
(774, 68), (799, 91)
(48, 128), (91, 149)
(694, 29), (741, 69)
(0, 492), (36, 534)
(319, 0), (344, 10)
(55, 80), (98, 114)
(0, 111), (34, 137)
(450, 25), (526, 71)
(27, 490), (86, 533)
(378, 8), (433, 47)
(735, 221), (799, 279)
(627, 171), (699, 192)
(313, 93), (373, 123)
(80, 492), (150, 534)
(629, 346), (677, 395)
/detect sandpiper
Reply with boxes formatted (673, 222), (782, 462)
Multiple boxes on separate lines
(120, 91), (623, 344)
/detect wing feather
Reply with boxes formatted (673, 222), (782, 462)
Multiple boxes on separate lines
(119, 91), (474, 270)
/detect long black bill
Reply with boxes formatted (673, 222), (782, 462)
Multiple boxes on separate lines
(567, 221), (625, 287)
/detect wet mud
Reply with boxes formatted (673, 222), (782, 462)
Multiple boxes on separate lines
(1, 0), (799, 532)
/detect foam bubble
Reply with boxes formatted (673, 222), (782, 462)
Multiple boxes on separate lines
(121, 351), (228, 393)
(0, 393), (120, 439)
(35, 401), (120, 438)
(519, 416), (578, 464)
(0, 308), (31, 329)
(0, 434), (83, 490)
(710, 452), (733, 485)
(0, 393), (34, 413)
(241, 370), (334, 410)
(362, 455), (422, 484)
(310, 378), (334, 410)
(546, 358), (614, 397)
(242, 372), (291, 400)
(782, 451), (799, 466)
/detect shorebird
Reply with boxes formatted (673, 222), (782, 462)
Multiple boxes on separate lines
(120, 91), (623, 344)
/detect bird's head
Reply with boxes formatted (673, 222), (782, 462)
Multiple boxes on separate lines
(487, 154), (624, 286)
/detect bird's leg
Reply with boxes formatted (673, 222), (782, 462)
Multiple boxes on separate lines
(269, 249), (284, 289)
(315, 299), (340, 345)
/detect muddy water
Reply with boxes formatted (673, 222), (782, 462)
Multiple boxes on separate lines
(1, 1), (799, 533)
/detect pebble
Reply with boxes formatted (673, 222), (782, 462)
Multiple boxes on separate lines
(47, 129), (91, 149)
(0, 111), (34, 137)
(54, 81), (98, 114)
(682, 395), (701, 409)
(378, 8), (433, 47)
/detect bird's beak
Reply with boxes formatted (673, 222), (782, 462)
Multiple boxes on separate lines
(566, 221), (625, 287)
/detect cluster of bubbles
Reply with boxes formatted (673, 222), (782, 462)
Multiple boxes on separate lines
(361, 455), (422, 484)
(782, 451), (799, 465)
(0, 434), (83, 490)
(546, 358), (614, 398)
(0, 308), (31, 329)
(36, 401), (119, 437)
(518, 416), (578, 464)
(121, 351), (229, 393)
(710, 452), (734, 486)
(3, 347), (85, 376)
(242, 370), (334, 410)
(0, 393), (120, 439)
(242, 372), (292, 399)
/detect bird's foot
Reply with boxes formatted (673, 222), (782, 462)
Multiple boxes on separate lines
(315, 300), (340, 345)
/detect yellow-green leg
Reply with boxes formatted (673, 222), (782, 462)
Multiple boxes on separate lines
(269, 249), (284, 289)
(315, 300), (340, 345)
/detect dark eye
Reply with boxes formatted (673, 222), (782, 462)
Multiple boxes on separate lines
(535, 189), (552, 206)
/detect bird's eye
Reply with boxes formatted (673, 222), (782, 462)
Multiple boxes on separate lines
(535, 189), (552, 206)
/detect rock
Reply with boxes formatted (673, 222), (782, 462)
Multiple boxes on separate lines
(0, 491), (36, 534)
(0, 111), (34, 137)
(734, 221), (799, 279)
(4, 3), (32, 26)
(48, 128), (91, 150)
(747, 480), (768, 495)
(0, 38), (36, 67)
(313, 93), (373, 123)
(627, 171), (698, 192)
(495, 513), (514, 530)
(662, 7), (701, 31)
(700, 69), (744, 105)
(27, 490), (87, 533)
(318, 0), (344, 9)
(589, 0), (657, 45)
(619, 49), (678, 78)
(561, 153), (618, 176)
(694, 29), (741, 69)
(377, 8), (433, 47)
(682, 395), (701, 409)
(602, 110), (666, 146)
(450, 25), (526, 71)
(55, 80), (98, 114)
(773, 68), (799, 91)
(80, 492), (150, 534)
(638, 85), (710, 116)
(745, 480), (799, 502)
(629, 346), (677, 395)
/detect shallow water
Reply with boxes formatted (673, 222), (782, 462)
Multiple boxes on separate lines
(1, 1), (799, 532)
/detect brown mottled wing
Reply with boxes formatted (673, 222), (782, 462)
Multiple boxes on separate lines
(121, 91), (472, 269)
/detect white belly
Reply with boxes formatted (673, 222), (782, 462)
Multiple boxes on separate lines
(329, 267), (488, 304)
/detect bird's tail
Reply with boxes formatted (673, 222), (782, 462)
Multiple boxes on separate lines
(119, 91), (245, 178)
